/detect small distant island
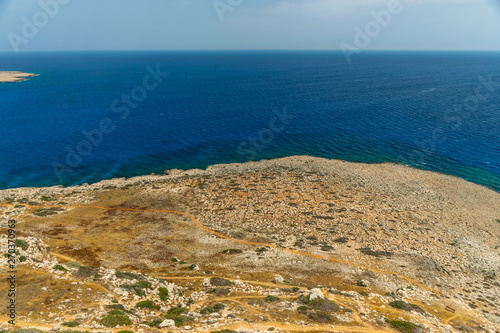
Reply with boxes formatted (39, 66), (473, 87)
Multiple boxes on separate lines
(0, 71), (37, 83)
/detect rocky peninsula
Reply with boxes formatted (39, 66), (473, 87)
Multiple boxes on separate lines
(0, 156), (498, 332)
(0, 71), (37, 83)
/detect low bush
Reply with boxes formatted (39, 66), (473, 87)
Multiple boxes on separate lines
(53, 264), (68, 272)
(207, 288), (230, 296)
(165, 306), (193, 327)
(143, 318), (163, 327)
(61, 322), (79, 327)
(222, 249), (243, 254)
(210, 277), (233, 286)
(115, 271), (142, 280)
(74, 266), (98, 278)
(99, 312), (131, 328)
(200, 303), (226, 314)
(255, 247), (268, 254)
(159, 287), (169, 301)
(298, 295), (340, 312)
(106, 304), (125, 310)
(307, 310), (332, 323)
(389, 301), (414, 311)
(297, 305), (310, 313)
(386, 319), (421, 333)
(135, 300), (160, 310)
(33, 207), (64, 217)
(15, 239), (29, 251)
(265, 295), (280, 302)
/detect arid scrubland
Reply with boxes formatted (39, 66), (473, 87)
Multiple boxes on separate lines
(0, 156), (499, 333)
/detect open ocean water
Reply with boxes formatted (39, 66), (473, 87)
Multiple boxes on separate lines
(0, 51), (499, 192)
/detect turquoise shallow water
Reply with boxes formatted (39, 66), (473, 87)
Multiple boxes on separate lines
(0, 51), (499, 191)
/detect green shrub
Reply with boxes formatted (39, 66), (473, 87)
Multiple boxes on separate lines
(166, 306), (188, 316)
(389, 301), (413, 311)
(307, 310), (332, 323)
(171, 257), (179, 262)
(297, 306), (310, 313)
(15, 239), (29, 251)
(61, 322), (79, 327)
(121, 281), (151, 296)
(255, 247), (268, 254)
(188, 264), (197, 270)
(143, 318), (163, 327)
(106, 304), (125, 310)
(165, 306), (193, 327)
(115, 271), (142, 280)
(99, 313), (131, 328)
(222, 249), (243, 254)
(200, 306), (215, 314)
(265, 295), (280, 302)
(207, 288), (231, 296)
(200, 303), (225, 314)
(210, 277), (233, 286)
(333, 237), (349, 243)
(33, 207), (64, 217)
(386, 319), (421, 333)
(108, 309), (126, 316)
(53, 264), (68, 272)
(135, 280), (152, 289)
(213, 303), (225, 310)
(19, 256), (27, 262)
(159, 287), (169, 301)
(136, 300), (160, 310)
(292, 287), (300, 292)
(301, 296), (340, 312)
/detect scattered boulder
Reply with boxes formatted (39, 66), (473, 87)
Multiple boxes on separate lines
(158, 319), (176, 328)
(309, 288), (324, 300)
(272, 274), (284, 284)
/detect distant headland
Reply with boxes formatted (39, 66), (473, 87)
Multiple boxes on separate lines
(0, 71), (37, 83)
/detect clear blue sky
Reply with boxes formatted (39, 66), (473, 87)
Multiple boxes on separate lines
(1, 0), (499, 52)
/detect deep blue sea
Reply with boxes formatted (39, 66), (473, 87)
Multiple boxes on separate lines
(1, 51), (499, 192)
